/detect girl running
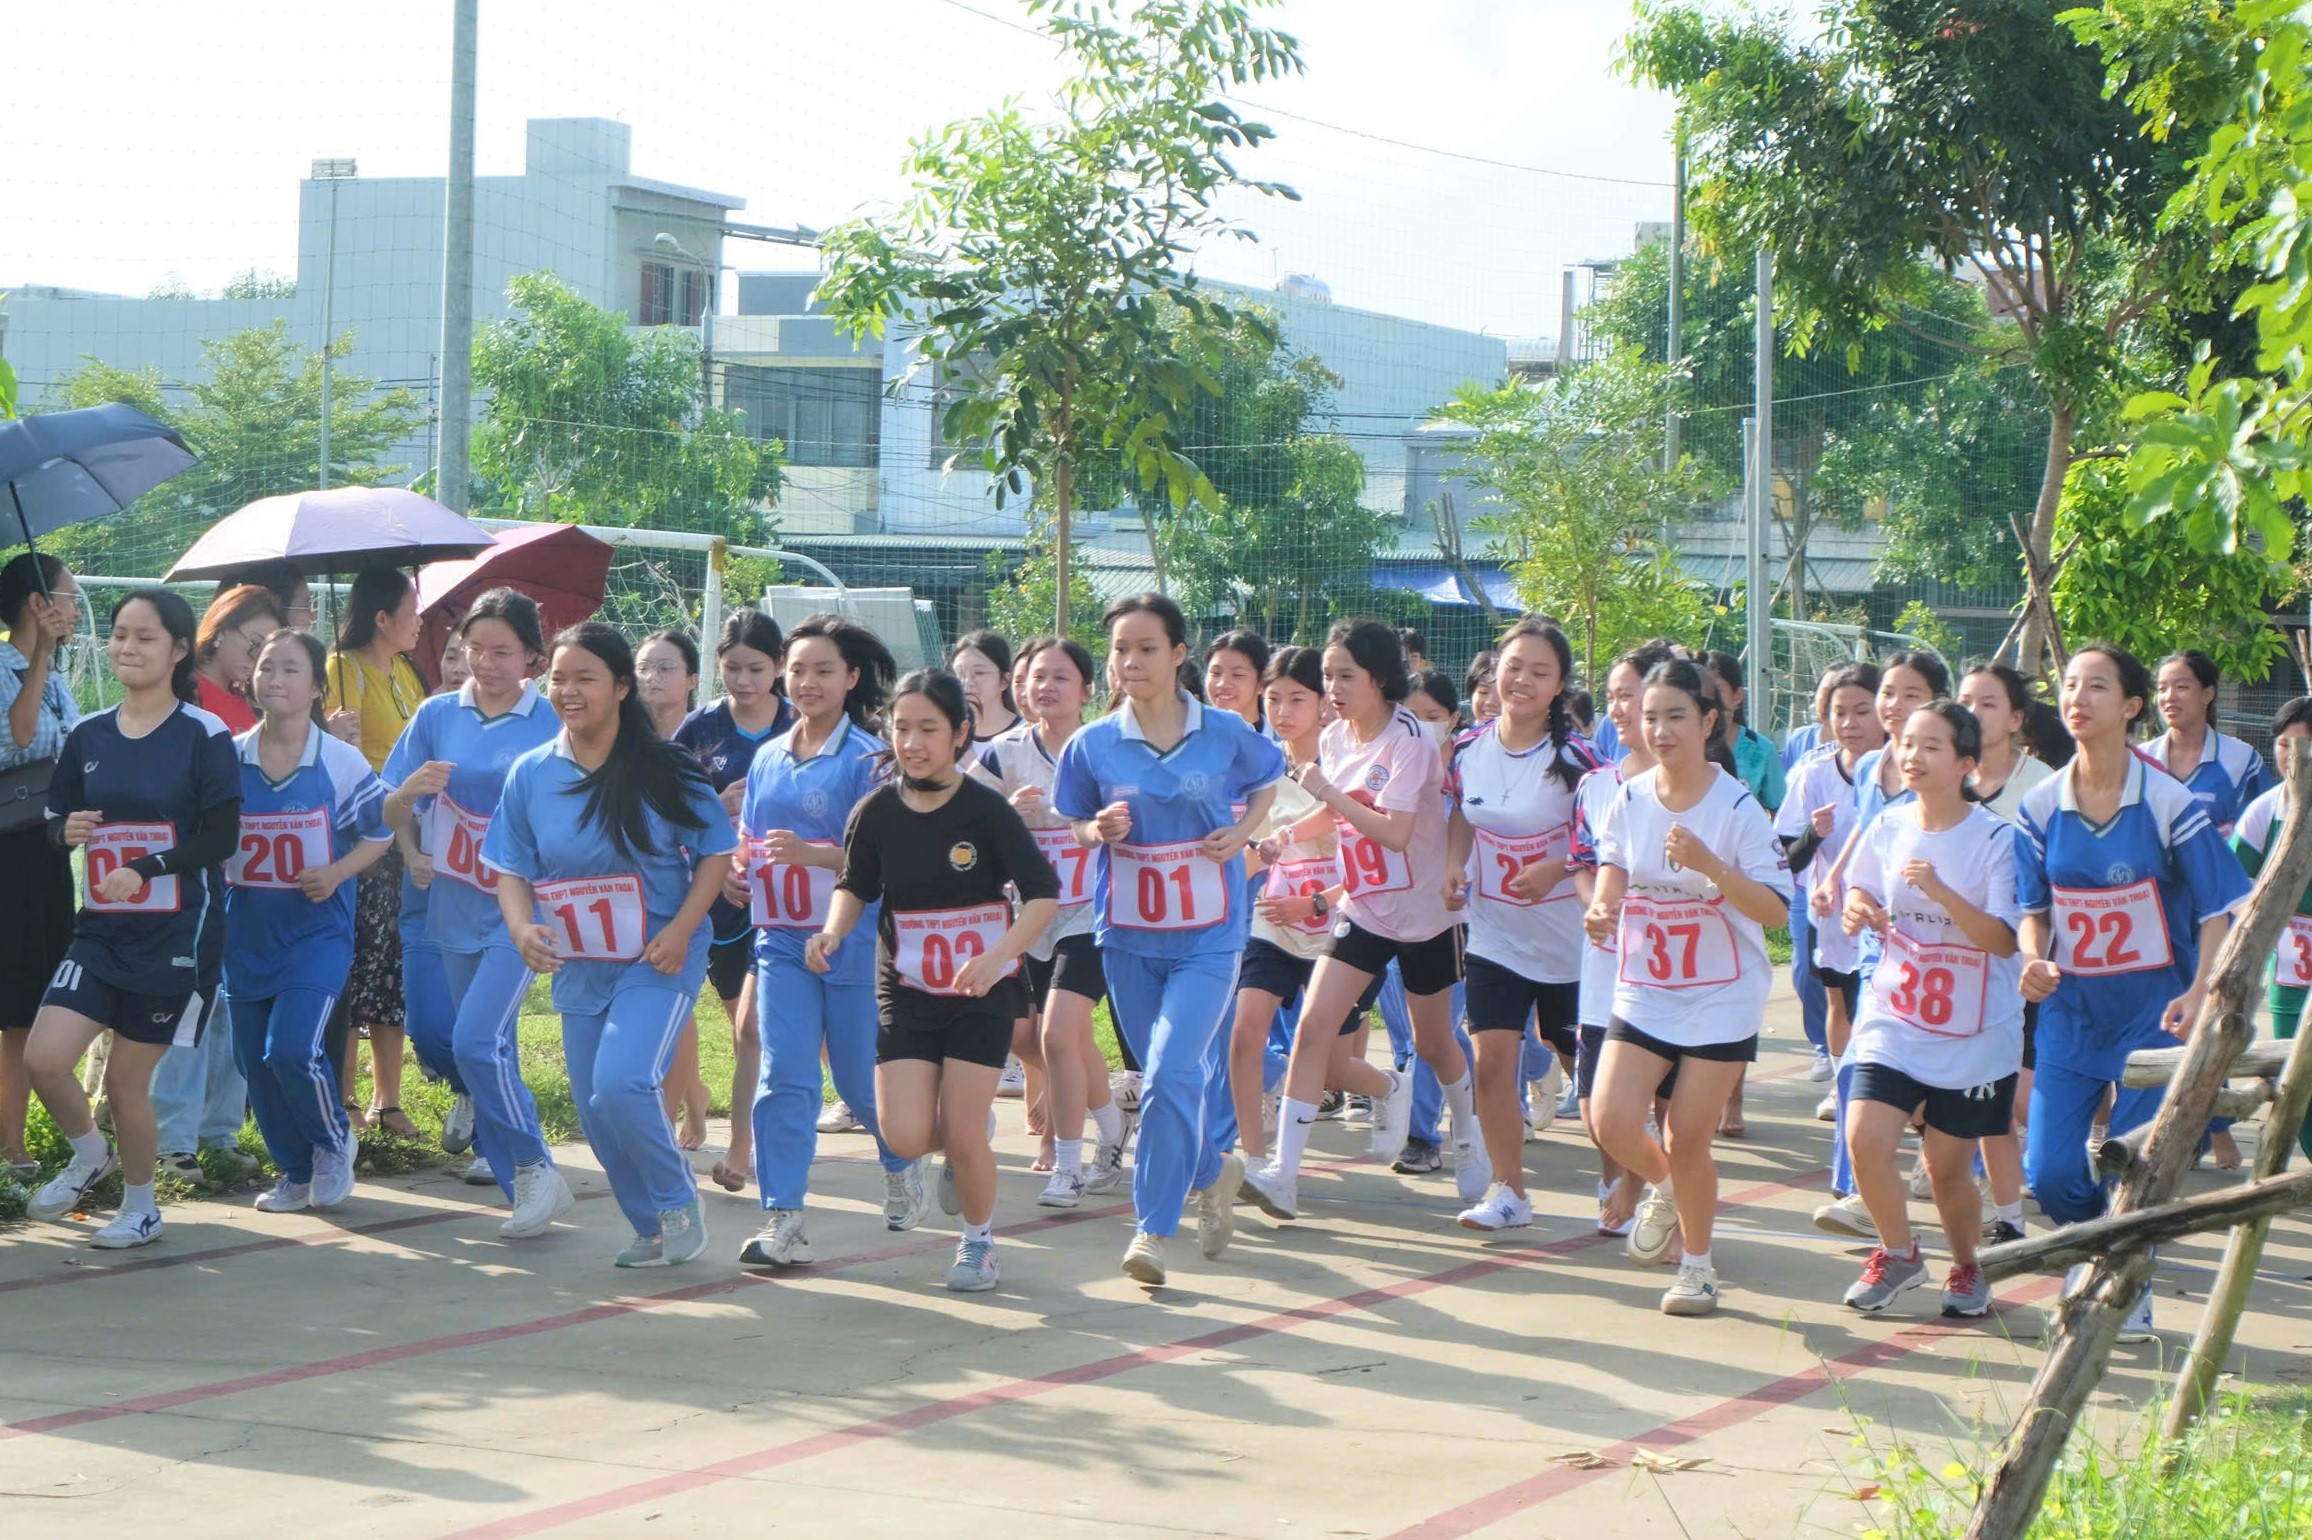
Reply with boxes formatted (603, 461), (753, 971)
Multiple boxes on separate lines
(1836, 702), (2025, 1318)
(2013, 643), (2248, 1339)
(382, 588), (570, 1238)
(635, 630), (711, 1144)
(226, 630), (393, 1213)
(950, 628), (1021, 752)
(1583, 658), (1790, 1316)
(1203, 631), (1270, 732)
(1446, 619), (1598, 1232)
(809, 668), (1059, 1291)
(484, 623), (736, 1268)
(25, 589), (241, 1248)
(2146, 649), (2272, 838)
(975, 635), (1130, 1208)
(730, 615), (920, 1266)
(402, 643), (477, 1178)
(1242, 619), (1476, 1222)
(674, 610), (794, 1182)
(1055, 594), (1286, 1285)
(2233, 699), (2312, 1169)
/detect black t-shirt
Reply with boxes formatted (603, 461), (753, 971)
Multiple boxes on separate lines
(837, 776), (1059, 1018)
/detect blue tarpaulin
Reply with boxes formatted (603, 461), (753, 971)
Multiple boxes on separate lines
(1374, 562), (1519, 609)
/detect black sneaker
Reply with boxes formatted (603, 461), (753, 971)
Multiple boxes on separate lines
(1392, 1137), (1443, 1175)
(1982, 1217), (2027, 1247)
(1315, 1089), (1348, 1121)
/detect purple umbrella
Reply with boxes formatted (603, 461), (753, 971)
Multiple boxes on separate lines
(165, 486), (496, 581)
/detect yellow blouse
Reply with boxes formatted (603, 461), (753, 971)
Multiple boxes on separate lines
(325, 650), (426, 771)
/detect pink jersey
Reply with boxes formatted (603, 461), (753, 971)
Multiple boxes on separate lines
(1320, 707), (1453, 943)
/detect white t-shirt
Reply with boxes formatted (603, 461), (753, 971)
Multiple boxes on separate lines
(1571, 761), (1625, 1028)
(971, 721), (1092, 959)
(1595, 766), (1788, 1045)
(1777, 745), (1864, 973)
(1975, 751), (2054, 825)
(1454, 721), (1595, 983)
(1845, 803), (2025, 1089)
(1320, 707), (1453, 943)
(1251, 798), (1343, 961)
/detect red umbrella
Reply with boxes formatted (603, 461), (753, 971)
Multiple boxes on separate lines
(414, 522), (614, 689)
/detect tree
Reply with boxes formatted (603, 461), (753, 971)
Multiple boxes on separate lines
(37, 320), (422, 574)
(1432, 353), (1717, 681)
(220, 268), (296, 300)
(470, 273), (781, 539)
(983, 527), (1109, 655)
(1154, 310), (1394, 643)
(1624, 0), (2210, 673)
(817, 0), (1302, 635)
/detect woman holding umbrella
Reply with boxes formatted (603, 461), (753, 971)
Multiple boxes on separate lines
(325, 566), (427, 1141)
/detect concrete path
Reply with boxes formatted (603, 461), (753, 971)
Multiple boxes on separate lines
(6, 990), (2311, 1538)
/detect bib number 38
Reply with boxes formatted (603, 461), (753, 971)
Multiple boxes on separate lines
(1876, 926), (1990, 1039)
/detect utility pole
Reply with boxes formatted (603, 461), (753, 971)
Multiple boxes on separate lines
(1748, 250), (1774, 727)
(1560, 270), (1579, 374)
(436, 0), (478, 511)
(1666, 128), (1686, 471)
(311, 158), (357, 489)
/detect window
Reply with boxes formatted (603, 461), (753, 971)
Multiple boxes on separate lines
(722, 365), (881, 467)
(639, 261), (708, 327)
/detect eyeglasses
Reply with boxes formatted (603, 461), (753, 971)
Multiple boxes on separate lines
(635, 661), (689, 678)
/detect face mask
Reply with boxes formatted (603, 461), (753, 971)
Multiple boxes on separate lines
(1421, 718), (1453, 753)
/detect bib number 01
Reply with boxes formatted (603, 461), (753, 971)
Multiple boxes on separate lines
(1107, 839), (1231, 931)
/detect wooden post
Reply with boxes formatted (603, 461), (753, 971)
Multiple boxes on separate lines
(1964, 753), (2312, 1540)
(1975, 1167), (2312, 1279)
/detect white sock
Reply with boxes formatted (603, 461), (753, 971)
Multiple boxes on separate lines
(1441, 1069), (1477, 1128)
(1654, 1175), (1674, 1200)
(68, 1129), (109, 1166)
(963, 1218), (992, 1245)
(1275, 1097), (1320, 1174)
(1056, 1140), (1082, 1175)
(1995, 1201), (2023, 1224)
(1683, 1249), (1712, 1273)
(1090, 1100), (1123, 1145)
(122, 1180), (157, 1217)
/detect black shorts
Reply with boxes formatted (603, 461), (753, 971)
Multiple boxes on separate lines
(41, 951), (212, 1048)
(2020, 999), (2038, 1073)
(1814, 964), (1860, 1016)
(1851, 1062), (2018, 1141)
(1605, 1017), (1758, 1068)
(706, 933), (753, 1003)
(1237, 936), (1316, 1004)
(1577, 1023), (1678, 1101)
(878, 992), (1016, 1070)
(1464, 955), (1580, 1055)
(1327, 918), (1464, 997)
(1023, 932), (1106, 1006)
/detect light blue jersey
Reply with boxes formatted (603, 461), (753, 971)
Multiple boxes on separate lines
(223, 722), (391, 999)
(2142, 728), (2274, 838)
(1849, 746), (1917, 978)
(738, 714), (886, 982)
(2013, 755), (2251, 1080)
(482, 735), (738, 1017)
(382, 682), (561, 950)
(1051, 691), (1288, 960)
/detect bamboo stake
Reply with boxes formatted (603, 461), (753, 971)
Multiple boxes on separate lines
(1974, 1167), (2312, 1280)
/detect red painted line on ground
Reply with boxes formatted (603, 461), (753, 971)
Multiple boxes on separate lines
(1384, 1276), (2067, 1540)
(432, 1166), (1837, 1540)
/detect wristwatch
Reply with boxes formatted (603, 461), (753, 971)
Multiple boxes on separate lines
(1310, 892), (1330, 920)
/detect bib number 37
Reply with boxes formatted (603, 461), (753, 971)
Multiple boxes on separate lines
(1614, 895), (1739, 989)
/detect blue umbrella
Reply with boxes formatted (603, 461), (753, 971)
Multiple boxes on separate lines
(0, 404), (199, 567)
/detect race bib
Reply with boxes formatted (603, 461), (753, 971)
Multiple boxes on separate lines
(1615, 893), (1739, 990)
(429, 795), (500, 894)
(1474, 823), (1573, 908)
(228, 807), (333, 891)
(1336, 817), (1412, 899)
(1876, 926), (1990, 1039)
(535, 873), (647, 961)
(2051, 880), (2172, 977)
(1108, 839), (1232, 931)
(1265, 851), (1345, 937)
(1033, 826), (1093, 907)
(2276, 915), (2312, 990)
(748, 837), (838, 929)
(84, 821), (179, 913)
(893, 902), (1017, 995)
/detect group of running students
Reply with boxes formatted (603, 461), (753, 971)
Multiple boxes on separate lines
(17, 565), (2298, 1325)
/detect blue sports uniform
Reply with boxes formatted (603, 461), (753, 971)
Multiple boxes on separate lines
(1053, 691), (1287, 1239)
(41, 702), (240, 1045)
(676, 697), (796, 985)
(2142, 728), (2273, 839)
(2012, 756), (2250, 1223)
(223, 723), (391, 1182)
(735, 715), (908, 1212)
(483, 736), (737, 1239)
(383, 682), (563, 1198)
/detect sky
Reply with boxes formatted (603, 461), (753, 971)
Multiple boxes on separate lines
(1, 0), (1678, 340)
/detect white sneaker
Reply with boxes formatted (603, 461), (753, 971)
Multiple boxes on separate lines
(1110, 1071), (1141, 1114)
(1260, 1091), (1281, 1144)
(1908, 1157), (1935, 1201)
(937, 1155), (960, 1216)
(1808, 1049), (1835, 1082)
(1531, 1061), (1564, 1136)
(1450, 1114), (1492, 1206)
(30, 1151), (117, 1220)
(91, 1207), (164, 1249)
(1084, 1135), (1127, 1195)
(1812, 1191), (1879, 1239)
(2118, 1284), (2157, 1343)
(1239, 1158), (1299, 1221)
(996, 1056), (1027, 1098)
(1457, 1182), (1533, 1232)
(1815, 1091), (1839, 1122)
(1370, 1069), (1415, 1165)
(1121, 1230), (1167, 1286)
(500, 1161), (574, 1238)
(739, 1208), (812, 1267)
(310, 1144), (356, 1209)
(1554, 1076), (1581, 1122)
(1038, 1167), (1087, 1209)
(1662, 1260), (1720, 1315)
(1627, 1186), (1680, 1265)
(817, 1098), (862, 1133)
(884, 1160), (929, 1231)
(254, 1178), (311, 1213)
(159, 1151), (211, 1188)
(459, 1154), (496, 1187)
(441, 1092), (476, 1154)
(1198, 1152), (1244, 1259)
(947, 1236), (1000, 1292)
